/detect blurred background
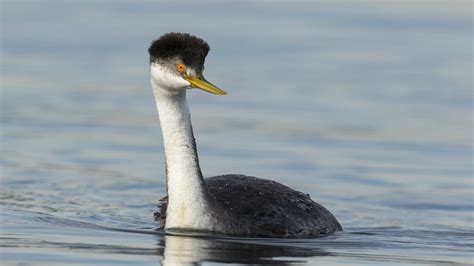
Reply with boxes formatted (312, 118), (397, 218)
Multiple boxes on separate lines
(1, 1), (472, 265)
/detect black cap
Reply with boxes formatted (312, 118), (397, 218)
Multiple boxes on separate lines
(148, 32), (210, 69)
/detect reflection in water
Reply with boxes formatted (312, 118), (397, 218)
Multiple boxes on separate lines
(2, 207), (331, 265)
(1, 208), (472, 265)
(157, 234), (329, 265)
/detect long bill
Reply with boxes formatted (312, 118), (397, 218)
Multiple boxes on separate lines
(184, 76), (227, 95)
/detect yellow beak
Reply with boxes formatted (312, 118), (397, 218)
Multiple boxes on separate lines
(184, 76), (227, 95)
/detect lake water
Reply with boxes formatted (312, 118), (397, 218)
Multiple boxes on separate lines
(1, 1), (473, 265)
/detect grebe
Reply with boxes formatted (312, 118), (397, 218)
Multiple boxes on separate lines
(149, 32), (342, 238)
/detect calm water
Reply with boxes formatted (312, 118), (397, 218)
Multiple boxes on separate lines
(1, 1), (473, 265)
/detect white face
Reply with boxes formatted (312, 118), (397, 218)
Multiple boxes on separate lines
(150, 62), (191, 95)
(149, 57), (226, 96)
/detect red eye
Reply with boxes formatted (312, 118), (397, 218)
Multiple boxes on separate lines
(176, 64), (186, 73)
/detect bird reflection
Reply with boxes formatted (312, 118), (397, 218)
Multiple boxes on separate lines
(155, 233), (331, 265)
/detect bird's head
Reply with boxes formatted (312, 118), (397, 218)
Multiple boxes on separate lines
(148, 32), (227, 96)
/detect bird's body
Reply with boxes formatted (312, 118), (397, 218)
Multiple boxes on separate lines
(156, 175), (342, 238)
(149, 32), (342, 238)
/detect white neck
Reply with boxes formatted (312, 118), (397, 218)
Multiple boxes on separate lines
(152, 85), (216, 231)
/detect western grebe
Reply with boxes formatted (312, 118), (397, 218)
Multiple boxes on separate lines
(149, 32), (342, 238)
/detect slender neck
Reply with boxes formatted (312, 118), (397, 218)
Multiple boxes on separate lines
(155, 90), (204, 188)
(153, 88), (214, 230)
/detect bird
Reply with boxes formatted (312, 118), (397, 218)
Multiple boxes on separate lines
(148, 32), (342, 238)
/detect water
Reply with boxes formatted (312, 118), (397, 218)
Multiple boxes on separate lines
(1, 1), (473, 265)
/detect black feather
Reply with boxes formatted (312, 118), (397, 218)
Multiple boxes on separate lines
(148, 32), (210, 69)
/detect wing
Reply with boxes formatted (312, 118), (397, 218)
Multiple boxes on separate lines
(205, 175), (342, 238)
